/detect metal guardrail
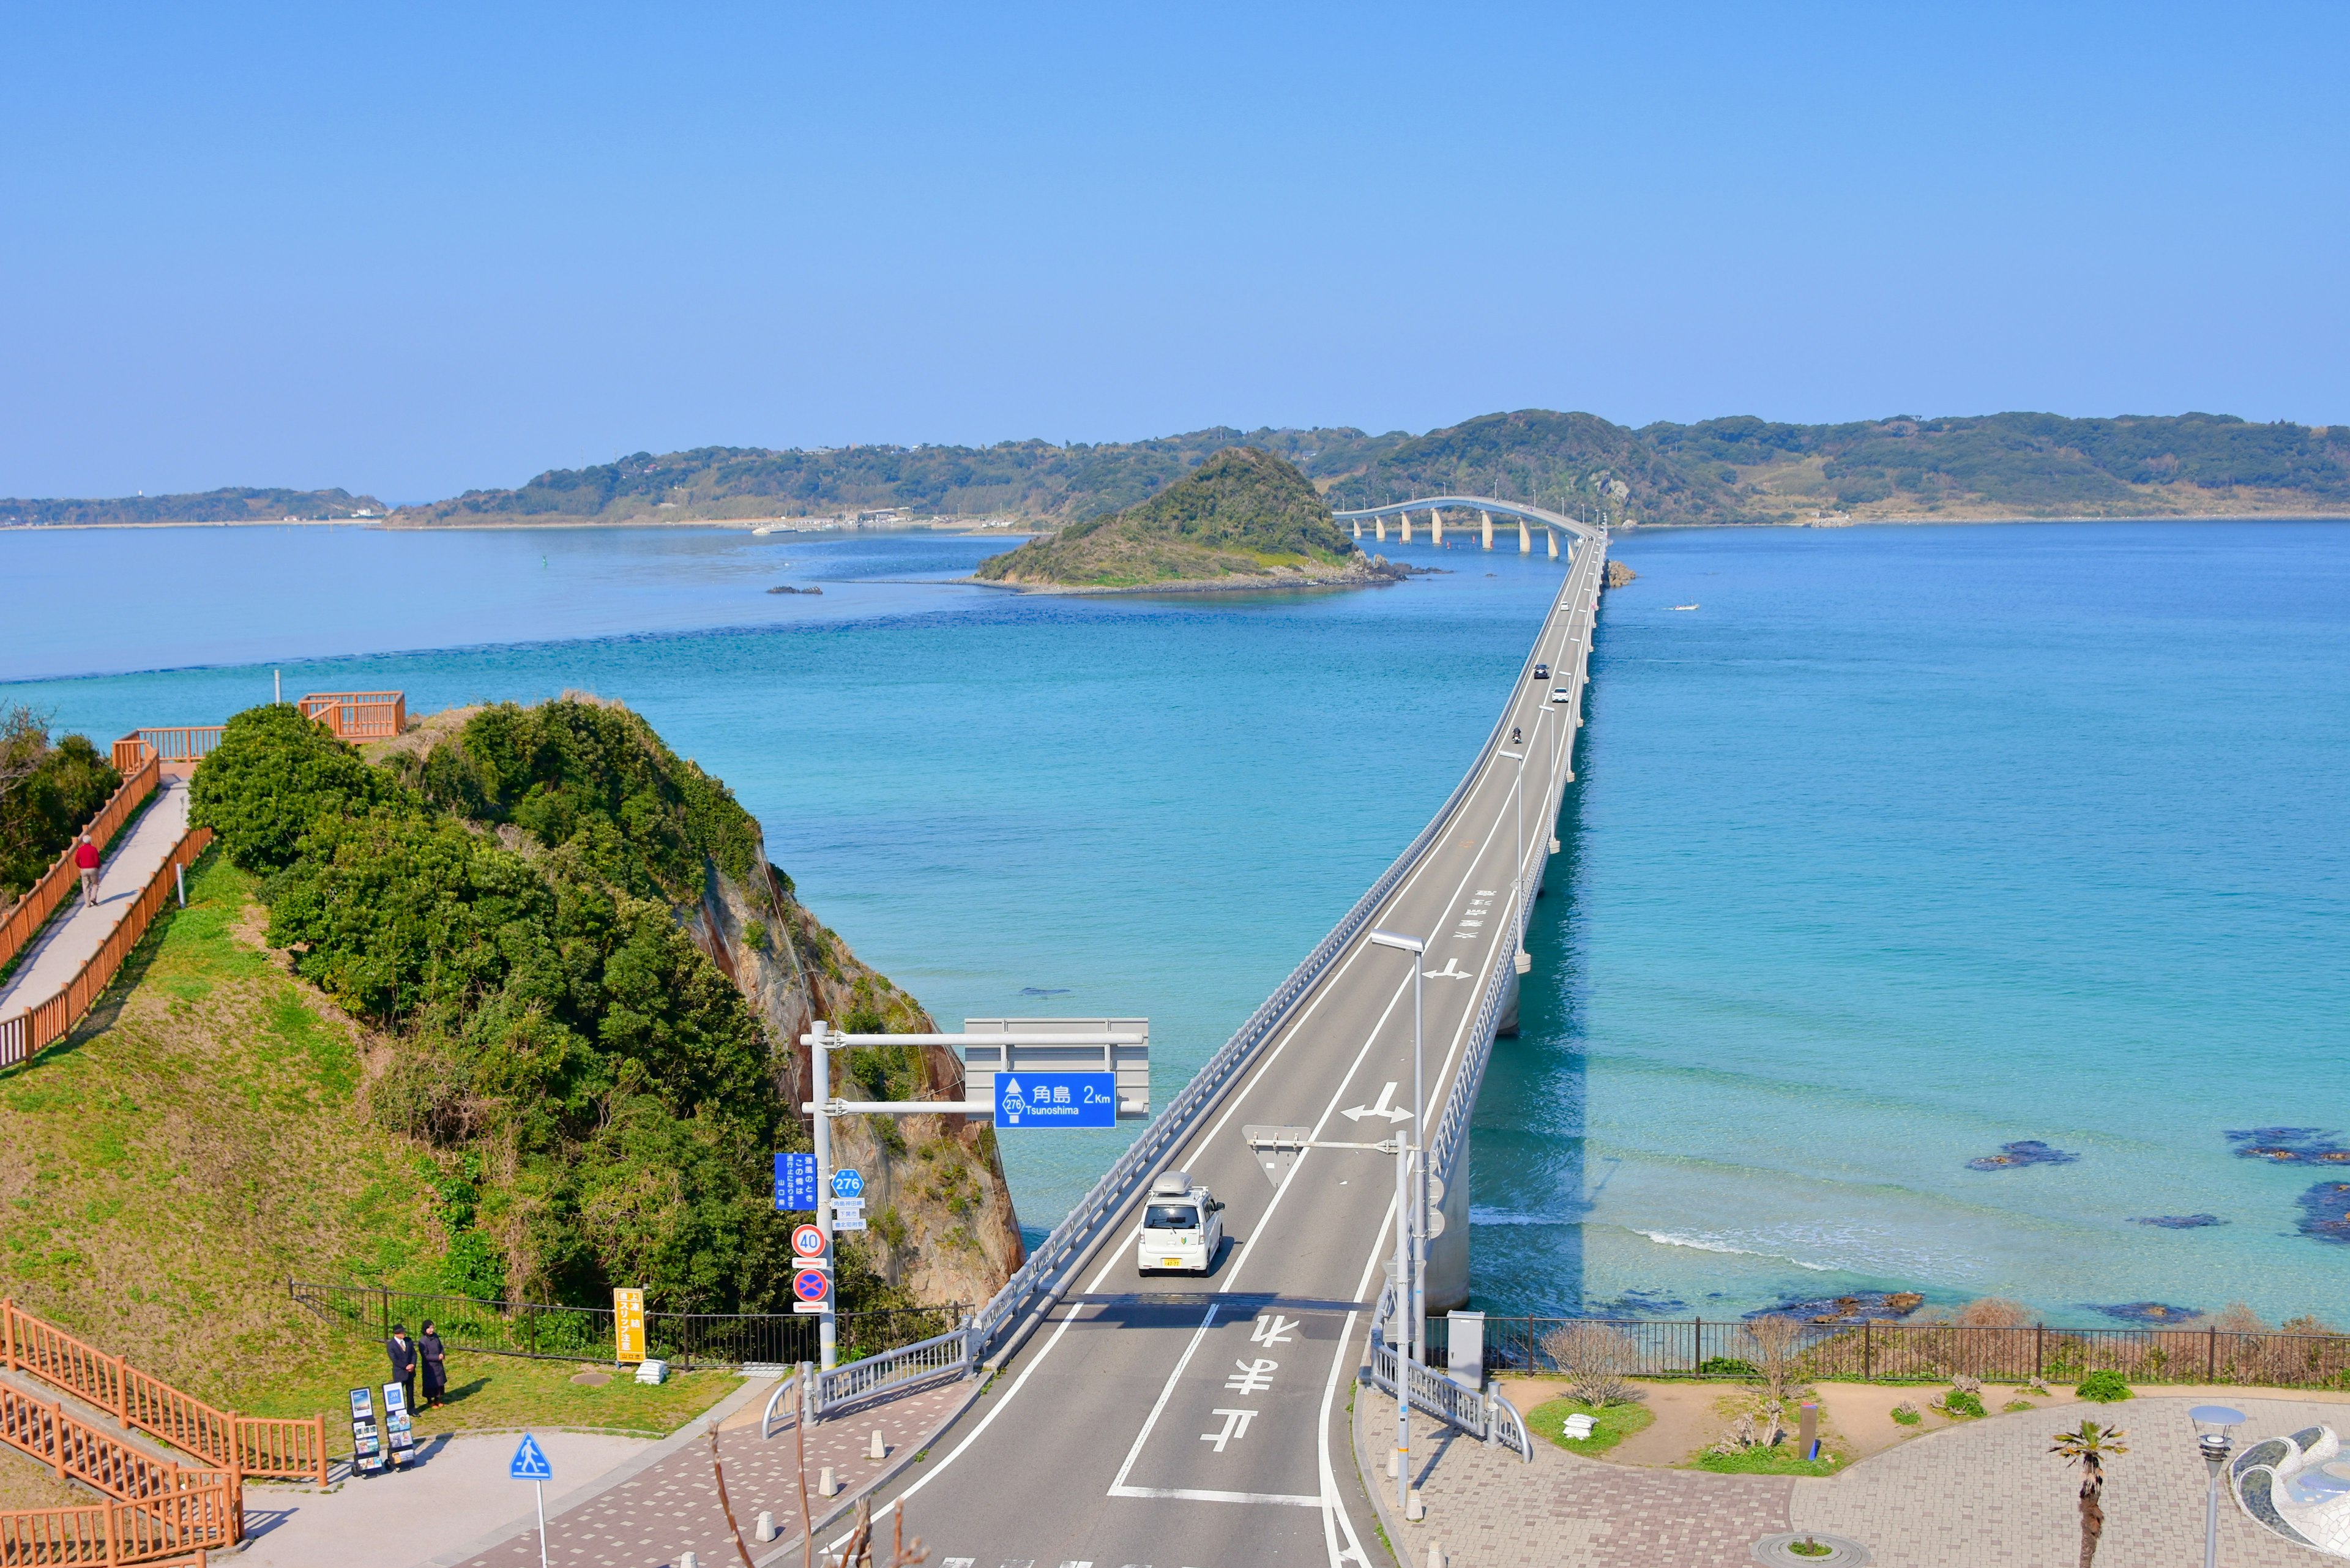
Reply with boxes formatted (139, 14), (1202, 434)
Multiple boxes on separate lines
(813, 1321), (974, 1416)
(965, 531), (1602, 1364)
(1364, 1283), (1532, 1460)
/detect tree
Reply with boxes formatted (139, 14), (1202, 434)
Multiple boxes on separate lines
(1744, 1315), (1807, 1404)
(2051, 1420), (2129, 1568)
(1540, 1321), (1639, 1407)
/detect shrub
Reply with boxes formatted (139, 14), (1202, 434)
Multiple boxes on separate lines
(2004, 1398), (2035, 1413)
(190, 704), (396, 872)
(1955, 1297), (2031, 1327)
(1890, 1402), (1922, 1426)
(2076, 1370), (2133, 1403)
(1940, 1389), (1987, 1418)
(1699, 1356), (1760, 1378)
(0, 715), (121, 897)
(1542, 1321), (1641, 1407)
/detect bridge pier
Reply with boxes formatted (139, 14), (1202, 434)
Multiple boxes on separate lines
(1352, 518), (1362, 539)
(1430, 508), (1443, 545)
(1427, 1143), (1472, 1315)
(1480, 510), (1493, 550)
(1401, 511), (1413, 543)
(1375, 516), (1386, 542)
(1548, 528), (1559, 559)
(1496, 962), (1521, 1037)
(1519, 518), (1531, 553)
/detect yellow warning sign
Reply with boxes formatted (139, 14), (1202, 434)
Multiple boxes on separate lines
(613, 1286), (646, 1364)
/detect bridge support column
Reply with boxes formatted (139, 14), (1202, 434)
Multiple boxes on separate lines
(1430, 509), (1443, 545)
(1401, 511), (1412, 543)
(1376, 516), (1386, 542)
(1427, 1143), (1472, 1315)
(1496, 963), (1521, 1038)
(1480, 510), (1493, 550)
(1352, 518), (1362, 539)
(1548, 528), (1559, 560)
(1519, 518), (1532, 553)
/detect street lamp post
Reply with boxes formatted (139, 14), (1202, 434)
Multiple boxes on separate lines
(2191, 1406), (2245, 1568)
(1368, 927), (1425, 1523)
(1498, 749), (1525, 975)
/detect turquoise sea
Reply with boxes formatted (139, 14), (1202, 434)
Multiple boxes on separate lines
(4, 519), (2344, 1326)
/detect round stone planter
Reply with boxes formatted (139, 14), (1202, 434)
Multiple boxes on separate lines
(1751, 1533), (1871, 1567)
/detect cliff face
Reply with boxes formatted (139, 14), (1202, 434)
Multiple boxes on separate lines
(684, 845), (1025, 1308)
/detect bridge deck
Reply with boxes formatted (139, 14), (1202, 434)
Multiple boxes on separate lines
(849, 530), (1607, 1568)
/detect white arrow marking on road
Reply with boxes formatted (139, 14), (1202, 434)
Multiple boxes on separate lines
(1224, 1357), (1278, 1394)
(1340, 1082), (1411, 1124)
(1200, 1408), (1258, 1452)
(1422, 958), (1471, 980)
(1250, 1313), (1300, 1347)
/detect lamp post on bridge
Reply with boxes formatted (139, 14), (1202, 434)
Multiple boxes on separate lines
(1367, 927), (1425, 1523)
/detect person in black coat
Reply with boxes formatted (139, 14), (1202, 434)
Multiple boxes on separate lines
(386, 1325), (418, 1411)
(418, 1321), (447, 1408)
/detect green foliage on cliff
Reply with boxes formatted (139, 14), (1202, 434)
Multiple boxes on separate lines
(0, 709), (121, 897)
(187, 699), (895, 1316)
(974, 447), (1359, 587)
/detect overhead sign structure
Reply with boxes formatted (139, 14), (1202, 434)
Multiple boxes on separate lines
(790, 1223), (826, 1260)
(1244, 1125), (1313, 1190)
(832, 1167), (865, 1200)
(995, 1071), (1117, 1129)
(964, 1018), (1151, 1120)
(613, 1287), (646, 1365)
(791, 1267), (831, 1315)
(775, 1151), (818, 1211)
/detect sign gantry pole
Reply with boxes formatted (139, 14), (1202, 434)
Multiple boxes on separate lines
(810, 1020), (836, 1372)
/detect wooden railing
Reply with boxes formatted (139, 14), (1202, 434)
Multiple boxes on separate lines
(108, 733), (220, 774)
(0, 759), (160, 978)
(0, 1382), (235, 1561)
(1, 1302), (324, 1490)
(296, 692), (405, 742)
(0, 828), (214, 1072)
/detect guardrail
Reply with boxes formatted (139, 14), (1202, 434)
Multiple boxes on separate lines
(2, 1299), (326, 1487)
(963, 534), (1602, 1364)
(813, 1321), (974, 1417)
(297, 692), (405, 743)
(110, 731), (223, 773)
(0, 755), (160, 977)
(0, 1380), (239, 1556)
(1363, 1283), (1531, 1460)
(0, 827), (214, 1072)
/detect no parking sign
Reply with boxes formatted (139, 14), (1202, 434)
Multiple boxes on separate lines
(791, 1267), (830, 1315)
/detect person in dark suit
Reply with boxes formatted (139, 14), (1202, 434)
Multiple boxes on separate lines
(386, 1324), (418, 1411)
(418, 1321), (447, 1408)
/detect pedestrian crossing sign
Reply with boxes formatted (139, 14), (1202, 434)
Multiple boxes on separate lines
(509, 1433), (553, 1481)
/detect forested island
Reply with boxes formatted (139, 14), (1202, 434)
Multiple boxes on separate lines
(11, 409), (2350, 531)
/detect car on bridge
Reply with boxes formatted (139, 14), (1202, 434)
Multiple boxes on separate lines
(1551, 685), (1573, 703)
(1136, 1171), (1224, 1274)
(1534, 662), (1550, 680)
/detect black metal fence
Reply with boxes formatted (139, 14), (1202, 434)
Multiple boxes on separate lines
(288, 1280), (965, 1372)
(1422, 1314), (2350, 1390)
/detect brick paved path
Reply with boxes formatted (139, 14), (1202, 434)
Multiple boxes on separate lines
(451, 1377), (972, 1568)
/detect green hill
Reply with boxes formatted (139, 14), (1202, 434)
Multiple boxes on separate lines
(972, 446), (1378, 590)
(0, 486), (389, 528)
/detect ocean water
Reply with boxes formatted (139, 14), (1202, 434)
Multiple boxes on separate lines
(4, 520), (2343, 1326)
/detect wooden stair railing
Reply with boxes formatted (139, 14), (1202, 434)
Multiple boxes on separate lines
(1, 1301), (325, 1490)
(0, 1381), (233, 1564)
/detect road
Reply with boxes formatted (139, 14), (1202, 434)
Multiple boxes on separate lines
(859, 536), (1605, 1568)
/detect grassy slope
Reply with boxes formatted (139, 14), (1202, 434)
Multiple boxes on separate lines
(0, 851), (730, 1436)
(974, 446), (1361, 588)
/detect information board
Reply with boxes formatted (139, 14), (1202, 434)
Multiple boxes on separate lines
(774, 1151), (818, 1211)
(382, 1381), (416, 1468)
(613, 1286), (647, 1364)
(994, 1072), (1118, 1129)
(348, 1386), (384, 1475)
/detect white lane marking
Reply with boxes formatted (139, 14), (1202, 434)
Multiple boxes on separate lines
(1224, 1357), (1278, 1394)
(1108, 1301), (1222, 1492)
(1113, 1485), (1321, 1507)
(1199, 1408), (1258, 1451)
(1423, 958), (1470, 980)
(1339, 1081), (1411, 1124)
(1316, 1193), (1391, 1568)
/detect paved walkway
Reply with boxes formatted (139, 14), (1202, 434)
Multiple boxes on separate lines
(1364, 1385), (2350, 1568)
(447, 1376), (974, 1568)
(0, 778), (188, 1015)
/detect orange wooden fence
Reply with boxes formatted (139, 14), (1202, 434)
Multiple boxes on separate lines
(107, 733), (221, 774)
(0, 1499), (214, 1566)
(296, 691), (405, 742)
(0, 1381), (235, 1562)
(0, 828), (213, 1072)
(0, 758), (160, 977)
(1, 1302), (325, 1490)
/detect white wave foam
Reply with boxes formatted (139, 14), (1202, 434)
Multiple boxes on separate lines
(1633, 1229), (1836, 1272)
(1469, 1207), (1576, 1227)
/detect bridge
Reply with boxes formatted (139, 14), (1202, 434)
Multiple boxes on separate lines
(806, 498), (1608, 1567)
(1335, 494), (1608, 559)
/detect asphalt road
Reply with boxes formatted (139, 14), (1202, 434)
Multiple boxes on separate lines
(857, 537), (1605, 1568)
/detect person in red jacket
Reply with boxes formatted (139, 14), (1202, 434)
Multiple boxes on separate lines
(74, 832), (100, 908)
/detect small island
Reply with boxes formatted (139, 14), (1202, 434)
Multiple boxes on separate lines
(972, 446), (1401, 593)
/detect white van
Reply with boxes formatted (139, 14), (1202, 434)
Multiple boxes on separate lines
(1137, 1171), (1225, 1274)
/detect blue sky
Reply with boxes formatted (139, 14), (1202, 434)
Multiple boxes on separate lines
(3, 2), (2344, 502)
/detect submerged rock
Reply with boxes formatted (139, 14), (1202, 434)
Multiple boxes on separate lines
(2131, 1214), (2227, 1228)
(2225, 1127), (2350, 1165)
(2086, 1301), (2203, 1323)
(1589, 1288), (1688, 1316)
(2297, 1182), (2350, 1245)
(1966, 1140), (2080, 1171)
(1747, 1290), (1925, 1323)
(766, 583), (824, 595)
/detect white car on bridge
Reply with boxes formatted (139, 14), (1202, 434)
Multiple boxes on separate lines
(1137, 1171), (1224, 1274)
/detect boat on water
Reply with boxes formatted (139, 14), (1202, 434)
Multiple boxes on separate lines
(1673, 603), (1699, 611)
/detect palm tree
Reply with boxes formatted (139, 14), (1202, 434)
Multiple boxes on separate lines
(2051, 1420), (2130, 1568)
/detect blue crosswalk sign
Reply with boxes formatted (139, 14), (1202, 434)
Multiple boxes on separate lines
(510, 1433), (553, 1480)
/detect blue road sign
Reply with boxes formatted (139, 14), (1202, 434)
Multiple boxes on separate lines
(775, 1151), (818, 1211)
(831, 1167), (865, 1200)
(510, 1433), (553, 1481)
(994, 1072), (1117, 1130)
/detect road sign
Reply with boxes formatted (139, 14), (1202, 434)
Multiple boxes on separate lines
(1244, 1125), (1313, 1190)
(790, 1223), (826, 1260)
(510, 1433), (553, 1480)
(791, 1267), (830, 1314)
(612, 1287), (646, 1365)
(832, 1167), (865, 1200)
(994, 1071), (1117, 1129)
(833, 1210), (868, 1232)
(775, 1151), (818, 1211)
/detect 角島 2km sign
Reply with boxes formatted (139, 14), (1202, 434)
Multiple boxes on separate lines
(994, 1072), (1117, 1129)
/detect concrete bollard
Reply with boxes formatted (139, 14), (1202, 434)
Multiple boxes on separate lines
(755, 1510), (777, 1543)
(680, 1554), (699, 1568)
(1388, 1447), (1403, 1478)
(1405, 1488), (1425, 1521)
(868, 1429), (886, 1460)
(819, 1465), (838, 1497)
(1427, 1547), (1446, 1568)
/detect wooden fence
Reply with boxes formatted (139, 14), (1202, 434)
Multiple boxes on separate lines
(0, 758), (160, 977)
(1438, 1313), (2350, 1389)
(1, 1302), (324, 1490)
(0, 1381), (235, 1564)
(106, 733), (220, 775)
(295, 692), (405, 743)
(0, 828), (214, 1072)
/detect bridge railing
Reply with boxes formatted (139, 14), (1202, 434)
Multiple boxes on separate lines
(966, 530), (1598, 1365)
(297, 691), (406, 742)
(1364, 1282), (1532, 1460)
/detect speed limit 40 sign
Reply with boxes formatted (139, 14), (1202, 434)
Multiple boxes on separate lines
(790, 1223), (826, 1260)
